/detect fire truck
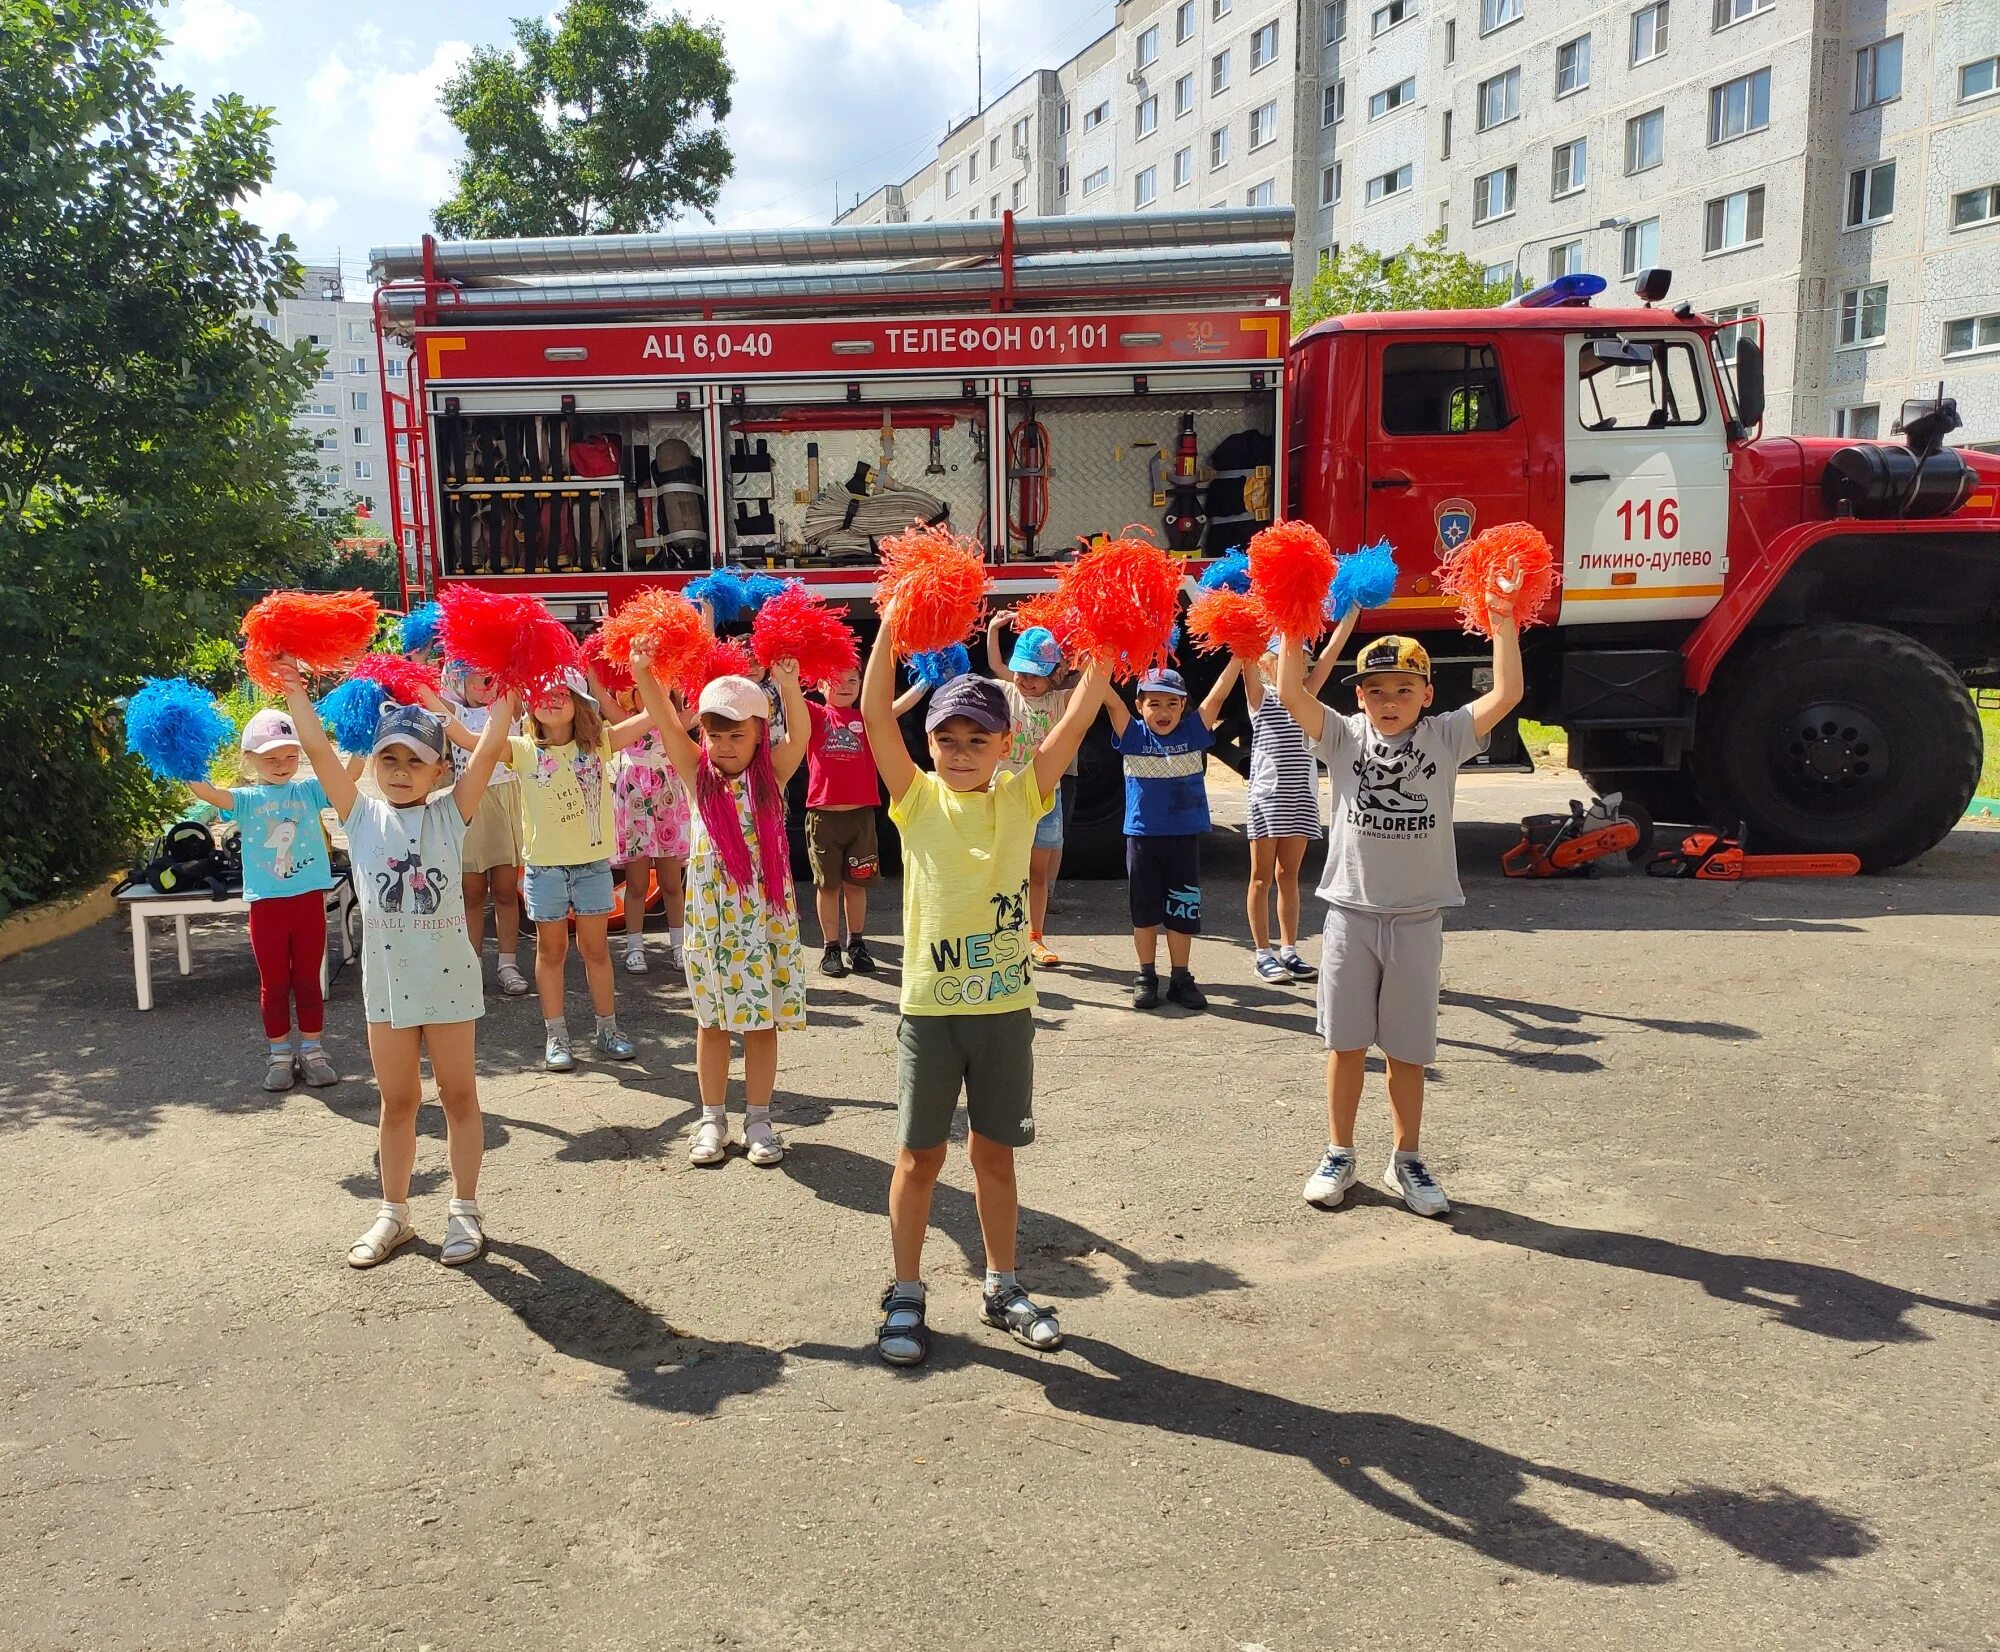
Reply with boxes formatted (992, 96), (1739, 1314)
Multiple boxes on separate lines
(371, 209), (1999, 871)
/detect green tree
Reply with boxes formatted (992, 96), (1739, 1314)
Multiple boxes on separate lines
(433, 0), (734, 238)
(1293, 230), (1513, 333)
(0, 0), (327, 911)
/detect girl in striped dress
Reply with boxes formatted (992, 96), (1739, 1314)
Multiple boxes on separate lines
(1241, 639), (1340, 983)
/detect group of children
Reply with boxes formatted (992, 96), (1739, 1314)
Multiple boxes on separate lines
(210, 586), (1522, 1363)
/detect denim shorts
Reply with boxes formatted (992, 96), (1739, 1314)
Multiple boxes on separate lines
(523, 858), (615, 922)
(1033, 782), (1065, 851)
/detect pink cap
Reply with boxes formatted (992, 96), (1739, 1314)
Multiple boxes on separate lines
(240, 708), (301, 754)
(696, 675), (769, 724)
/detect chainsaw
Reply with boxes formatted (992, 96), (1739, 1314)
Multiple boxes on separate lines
(1501, 793), (1653, 878)
(1645, 823), (1861, 881)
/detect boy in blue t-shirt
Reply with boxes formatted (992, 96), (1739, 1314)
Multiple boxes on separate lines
(1100, 667), (1238, 1011)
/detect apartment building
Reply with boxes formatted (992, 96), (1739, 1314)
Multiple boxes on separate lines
(841, 0), (1999, 440)
(250, 264), (398, 525)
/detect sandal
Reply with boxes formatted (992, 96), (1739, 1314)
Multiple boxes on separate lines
(440, 1199), (486, 1267)
(347, 1207), (414, 1269)
(981, 1283), (1063, 1352)
(876, 1283), (930, 1367)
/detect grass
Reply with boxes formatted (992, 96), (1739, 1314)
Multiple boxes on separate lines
(1979, 704), (2000, 801)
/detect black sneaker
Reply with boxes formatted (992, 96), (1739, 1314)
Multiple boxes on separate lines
(1132, 972), (1161, 1010)
(1165, 970), (1207, 1011)
(846, 938), (876, 975)
(819, 943), (848, 978)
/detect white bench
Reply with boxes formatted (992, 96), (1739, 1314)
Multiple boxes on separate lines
(117, 872), (357, 1011)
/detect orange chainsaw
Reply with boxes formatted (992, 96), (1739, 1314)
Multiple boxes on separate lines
(1502, 793), (1653, 878)
(1646, 823), (1861, 881)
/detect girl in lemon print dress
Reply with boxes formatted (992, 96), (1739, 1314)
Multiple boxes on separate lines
(632, 652), (810, 1169)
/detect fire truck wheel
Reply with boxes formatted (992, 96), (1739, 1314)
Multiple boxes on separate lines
(1693, 623), (1981, 871)
(1579, 768), (1704, 828)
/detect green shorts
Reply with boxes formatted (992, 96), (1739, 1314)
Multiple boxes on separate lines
(895, 1010), (1037, 1151)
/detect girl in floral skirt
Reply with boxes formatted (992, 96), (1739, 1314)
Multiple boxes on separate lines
(631, 653), (809, 1168)
(605, 678), (693, 975)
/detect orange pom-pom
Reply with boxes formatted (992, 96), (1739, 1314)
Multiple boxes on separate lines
(349, 653), (441, 705)
(1056, 532), (1183, 679)
(876, 522), (991, 658)
(436, 585), (580, 700)
(598, 588), (709, 687)
(1435, 521), (1560, 637)
(1013, 588), (1079, 653)
(1186, 589), (1276, 660)
(240, 590), (379, 691)
(1246, 520), (1336, 641)
(752, 583), (859, 683)
(578, 632), (633, 697)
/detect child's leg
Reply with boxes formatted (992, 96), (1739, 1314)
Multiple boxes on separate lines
(462, 868), (489, 953)
(1132, 925), (1159, 967)
(662, 859), (685, 931)
(889, 1144), (947, 1280)
(1165, 929), (1193, 970)
(742, 1027), (778, 1107)
(1274, 837), (1309, 950)
(1385, 1058), (1425, 1152)
(814, 882), (843, 948)
(1326, 1049), (1367, 1148)
(290, 896), (327, 1038)
(424, 1019), (483, 1199)
(1028, 845), (1058, 936)
(842, 882), (867, 942)
(247, 900), (295, 1044)
(694, 1024), (732, 1108)
(623, 857), (652, 945)
(1246, 837), (1277, 952)
(966, 1132), (1018, 1274)
(575, 914), (616, 1015)
(534, 917), (569, 1018)
(365, 1021), (426, 1202)
(489, 863), (522, 957)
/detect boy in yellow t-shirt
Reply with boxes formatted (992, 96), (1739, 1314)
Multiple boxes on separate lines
(861, 603), (1107, 1368)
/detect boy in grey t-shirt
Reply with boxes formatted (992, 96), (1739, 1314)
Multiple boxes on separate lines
(1276, 610), (1522, 1217)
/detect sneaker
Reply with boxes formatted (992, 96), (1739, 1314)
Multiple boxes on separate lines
(1278, 950), (1319, 983)
(543, 1030), (575, 1072)
(1165, 971), (1207, 1012)
(497, 963), (532, 996)
(744, 1116), (784, 1166)
(1029, 938), (1061, 968)
(1132, 972), (1160, 1010)
(819, 942), (848, 979)
(622, 946), (648, 975)
(594, 1026), (636, 1061)
(689, 1116), (729, 1166)
(1254, 953), (1291, 983)
(1303, 1147), (1358, 1208)
(295, 1047), (339, 1087)
(1385, 1154), (1451, 1218)
(845, 938), (877, 975)
(262, 1052), (295, 1092)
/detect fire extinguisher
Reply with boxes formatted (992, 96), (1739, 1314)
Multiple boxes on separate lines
(1163, 412), (1206, 551)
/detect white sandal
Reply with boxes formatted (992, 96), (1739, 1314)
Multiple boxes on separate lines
(440, 1199), (485, 1267)
(347, 1207), (414, 1269)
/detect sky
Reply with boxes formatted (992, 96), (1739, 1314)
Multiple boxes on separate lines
(156, 0), (1116, 285)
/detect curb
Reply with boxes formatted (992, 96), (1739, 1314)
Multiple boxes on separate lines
(0, 874), (122, 966)
(1968, 797), (2000, 820)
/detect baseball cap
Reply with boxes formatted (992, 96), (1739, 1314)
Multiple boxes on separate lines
(532, 666), (598, 709)
(696, 674), (769, 723)
(924, 673), (1010, 733)
(370, 703), (446, 762)
(1136, 667), (1188, 697)
(1007, 625), (1064, 676)
(1344, 635), (1432, 684)
(240, 708), (301, 754)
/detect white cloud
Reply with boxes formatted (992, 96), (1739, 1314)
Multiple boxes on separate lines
(248, 186), (339, 239)
(167, 0), (264, 63)
(287, 37), (473, 213)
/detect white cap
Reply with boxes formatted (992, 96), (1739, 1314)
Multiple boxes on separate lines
(240, 709), (301, 754)
(696, 675), (769, 723)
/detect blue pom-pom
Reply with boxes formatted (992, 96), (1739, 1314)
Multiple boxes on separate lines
(687, 567), (749, 622)
(910, 644), (971, 687)
(741, 572), (788, 613)
(1166, 623), (1184, 657)
(1328, 539), (1400, 621)
(317, 678), (390, 754)
(124, 678), (231, 783)
(400, 602), (442, 654)
(1197, 551), (1252, 594)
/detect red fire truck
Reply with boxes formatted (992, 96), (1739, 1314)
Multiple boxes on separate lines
(371, 210), (1999, 870)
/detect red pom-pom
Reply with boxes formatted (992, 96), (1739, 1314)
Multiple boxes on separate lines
(1435, 521), (1560, 637)
(875, 522), (992, 657)
(751, 583), (859, 684)
(240, 590), (380, 692)
(684, 637), (757, 695)
(436, 585), (580, 700)
(1054, 533), (1183, 679)
(596, 588), (709, 692)
(1246, 520), (1336, 642)
(1186, 589), (1276, 660)
(349, 653), (442, 705)
(578, 632), (633, 697)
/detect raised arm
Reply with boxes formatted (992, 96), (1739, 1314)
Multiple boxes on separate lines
(1275, 636), (1327, 744)
(985, 611), (1014, 683)
(606, 708), (657, 752)
(186, 779), (235, 811)
(1032, 660), (1108, 801)
(451, 691), (514, 823)
(1468, 608), (1524, 738)
(892, 680), (928, 717)
(1098, 673), (1132, 738)
(274, 661), (360, 820)
(863, 608), (919, 803)
(1198, 657), (1241, 729)
(629, 652), (702, 791)
(418, 686), (482, 752)
(769, 659), (811, 784)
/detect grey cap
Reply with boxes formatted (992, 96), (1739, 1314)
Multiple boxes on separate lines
(371, 703), (447, 762)
(924, 673), (1010, 733)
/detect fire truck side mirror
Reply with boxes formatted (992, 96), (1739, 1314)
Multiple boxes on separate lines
(1734, 338), (1765, 432)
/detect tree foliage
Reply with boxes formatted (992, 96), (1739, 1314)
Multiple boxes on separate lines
(433, 0), (734, 238)
(1292, 230), (1513, 333)
(0, 0), (329, 910)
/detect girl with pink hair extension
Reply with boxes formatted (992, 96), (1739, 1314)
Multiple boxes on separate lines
(631, 649), (811, 1169)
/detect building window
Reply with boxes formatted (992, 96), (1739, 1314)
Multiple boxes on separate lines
(989, 193), (1000, 217)
(1174, 146), (1194, 188)
(1137, 95), (1159, 137)
(1552, 138), (1587, 197)
(1482, 261), (1515, 289)
(1952, 184), (2000, 228)
(1247, 179), (1275, 206)
(1137, 24), (1160, 68)
(1481, 0), (1522, 33)
(352, 425), (373, 446)
(1371, 0), (1412, 39)
(1833, 405), (1880, 439)
(1135, 166), (1159, 208)
(1710, 301), (1759, 359)
(345, 355), (366, 375)
(968, 150), (978, 182)
(989, 136), (1001, 168)
(1083, 102), (1108, 131)
(322, 468), (341, 487)
(318, 367), (333, 383)
(1473, 165), (1518, 225)
(1477, 67), (1520, 130)
(1963, 56), (2000, 101)
(1713, 0), (1769, 27)
(1856, 37), (1901, 108)
(1081, 166), (1109, 195)
(1058, 100), (1071, 136)
(1621, 216), (1661, 277)
(1322, 80), (1346, 126)
(385, 360), (404, 379)
(1324, 1), (1348, 44)
(1368, 76), (1415, 120)
(1381, 343), (1511, 435)
(1250, 20), (1280, 70)
(1838, 283), (1888, 347)
(344, 320), (367, 342)
(1213, 0), (1231, 16)
(1210, 49), (1231, 94)
(1013, 116), (1031, 151)
(1011, 179), (1024, 209)
(1176, 0), (1196, 44)
(1943, 313), (2000, 356)
(1441, 107), (1452, 157)
(1210, 126), (1231, 168)
(1365, 163), (1413, 204)
(1549, 240), (1584, 279)
(352, 460), (372, 480)
(1625, 108), (1664, 173)
(1175, 72), (1195, 117)
(1709, 68), (1770, 143)
(1631, 2), (1668, 65)
(1845, 160), (1896, 228)
(1249, 101), (1277, 148)
(945, 164), (961, 197)
(1320, 161), (1343, 205)
(349, 390), (369, 412)
(1704, 185), (1764, 252)
(1058, 163), (1071, 195)
(1556, 35), (1591, 96)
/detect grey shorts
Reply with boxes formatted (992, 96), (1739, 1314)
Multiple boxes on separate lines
(1316, 905), (1445, 1065)
(896, 1010), (1037, 1151)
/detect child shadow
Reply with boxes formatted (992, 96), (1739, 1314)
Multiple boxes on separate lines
(781, 1140), (1245, 1302)
(1453, 1205), (2000, 1344)
(1440, 988), (1759, 1045)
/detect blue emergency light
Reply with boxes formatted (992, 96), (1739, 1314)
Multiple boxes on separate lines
(1506, 273), (1608, 309)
